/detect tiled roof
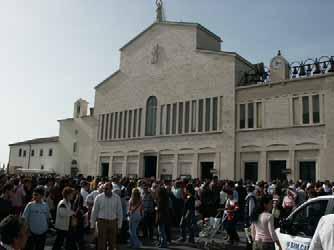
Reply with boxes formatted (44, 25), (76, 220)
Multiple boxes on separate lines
(9, 136), (59, 146)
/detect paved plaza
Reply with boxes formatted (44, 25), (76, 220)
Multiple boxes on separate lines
(44, 227), (247, 250)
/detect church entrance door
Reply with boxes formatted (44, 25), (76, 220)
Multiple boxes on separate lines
(144, 156), (157, 178)
(201, 162), (214, 180)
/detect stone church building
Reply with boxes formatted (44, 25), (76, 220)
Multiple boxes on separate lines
(8, 13), (334, 182)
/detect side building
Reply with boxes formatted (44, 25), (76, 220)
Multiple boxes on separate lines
(236, 52), (334, 183)
(8, 99), (97, 176)
(8, 136), (60, 174)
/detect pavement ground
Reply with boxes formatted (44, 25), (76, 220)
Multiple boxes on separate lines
(44, 228), (247, 250)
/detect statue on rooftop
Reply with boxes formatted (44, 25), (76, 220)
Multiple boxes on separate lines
(156, 0), (163, 22)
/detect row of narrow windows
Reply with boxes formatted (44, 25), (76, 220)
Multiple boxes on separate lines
(238, 94), (322, 129)
(98, 108), (142, 141)
(18, 148), (53, 157)
(98, 96), (222, 141)
(156, 96), (221, 136)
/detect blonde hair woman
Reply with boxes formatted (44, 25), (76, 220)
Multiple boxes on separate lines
(128, 188), (143, 249)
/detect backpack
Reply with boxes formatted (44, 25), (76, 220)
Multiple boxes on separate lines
(244, 195), (257, 225)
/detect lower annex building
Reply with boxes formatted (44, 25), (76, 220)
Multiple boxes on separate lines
(8, 17), (334, 183)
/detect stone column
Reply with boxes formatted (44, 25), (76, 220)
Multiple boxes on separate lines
(215, 151), (221, 178)
(123, 155), (128, 177)
(193, 152), (199, 178)
(288, 150), (296, 181)
(174, 153), (179, 179)
(260, 151), (267, 181)
(109, 155), (113, 178)
(156, 152), (160, 180)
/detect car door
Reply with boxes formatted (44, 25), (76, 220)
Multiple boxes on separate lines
(275, 198), (330, 250)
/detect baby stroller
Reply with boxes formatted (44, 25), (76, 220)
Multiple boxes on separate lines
(198, 208), (229, 245)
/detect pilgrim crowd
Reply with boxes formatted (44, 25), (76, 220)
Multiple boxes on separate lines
(0, 173), (332, 250)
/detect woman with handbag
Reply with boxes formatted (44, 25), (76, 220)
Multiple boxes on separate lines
(128, 188), (143, 249)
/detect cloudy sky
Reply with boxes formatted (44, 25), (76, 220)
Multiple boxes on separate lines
(0, 0), (333, 166)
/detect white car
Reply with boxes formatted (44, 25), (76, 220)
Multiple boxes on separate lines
(275, 195), (334, 250)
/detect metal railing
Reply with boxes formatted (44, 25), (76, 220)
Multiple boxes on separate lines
(239, 56), (334, 86)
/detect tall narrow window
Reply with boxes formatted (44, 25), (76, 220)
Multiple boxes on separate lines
(145, 96), (157, 136)
(185, 101), (190, 133)
(205, 98), (211, 131)
(49, 149), (53, 157)
(178, 103), (183, 134)
(248, 103), (254, 128)
(123, 111), (127, 138)
(23, 150), (26, 157)
(166, 104), (171, 135)
(212, 97), (218, 131)
(138, 108), (142, 137)
(312, 95), (320, 123)
(40, 149), (43, 157)
(118, 112), (123, 139)
(109, 113), (114, 140)
(128, 110), (132, 138)
(31, 150), (35, 157)
(133, 109), (137, 137)
(220, 96), (223, 130)
(191, 100), (197, 132)
(105, 114), (109, 140)
(240, 104), (246, 129)
(114, 112), (118, 138)
(172, 103), (177, 134)
(256, 102), (262, 128)
(293, 97), (300, 125)
(160, 105), (165, 135)
(302, 96), (310, 124)
(100, 114), (105, 140)
(73, 142), (77, 153)
(198, 99), (204, 132)
(19, 148), (22, 157)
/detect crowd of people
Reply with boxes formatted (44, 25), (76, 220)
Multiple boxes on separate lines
(0, 173), (333, 250)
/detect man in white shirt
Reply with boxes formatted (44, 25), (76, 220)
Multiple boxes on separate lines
(80, 181), (90, 207)
(309, 214), (334, 250)
(91, 182), (123, 250)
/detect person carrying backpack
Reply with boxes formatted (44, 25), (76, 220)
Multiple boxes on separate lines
(244, 185), (257, 250)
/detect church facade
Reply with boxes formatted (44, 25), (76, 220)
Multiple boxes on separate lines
(8, 19), (334, 182)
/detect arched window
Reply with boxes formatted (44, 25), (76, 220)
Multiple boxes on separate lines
(145, 96), (157, 136)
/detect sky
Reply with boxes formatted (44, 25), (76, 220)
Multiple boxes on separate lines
(0, 0), (333, 166)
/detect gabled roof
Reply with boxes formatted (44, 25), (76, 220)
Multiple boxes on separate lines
(95, 70), (120, 90)
(119, 21), (222, 51)
(9, 136), (59, 146)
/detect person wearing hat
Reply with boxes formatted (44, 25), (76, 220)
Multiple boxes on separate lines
(0, 215), (29, 250)
(22, 185), (50, 250)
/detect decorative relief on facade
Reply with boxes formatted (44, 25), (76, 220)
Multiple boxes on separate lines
(151, 44), (160, 64)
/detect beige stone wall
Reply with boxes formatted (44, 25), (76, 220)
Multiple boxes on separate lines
(93, 23), (237, 179)
(9, 142), (60, 173)
(58, 116), (97, 176)
(196, 28), (220, 51)
(236, 74), (334, 181)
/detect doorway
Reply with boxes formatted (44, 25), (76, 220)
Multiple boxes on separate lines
(270, 160), (287, 181)
(244, 162), (258, 183)
(300, 161), (316, 182)
(201, 162), (214, 180)
(101, 163), (109, 178)
(144, 156), (157, 178)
